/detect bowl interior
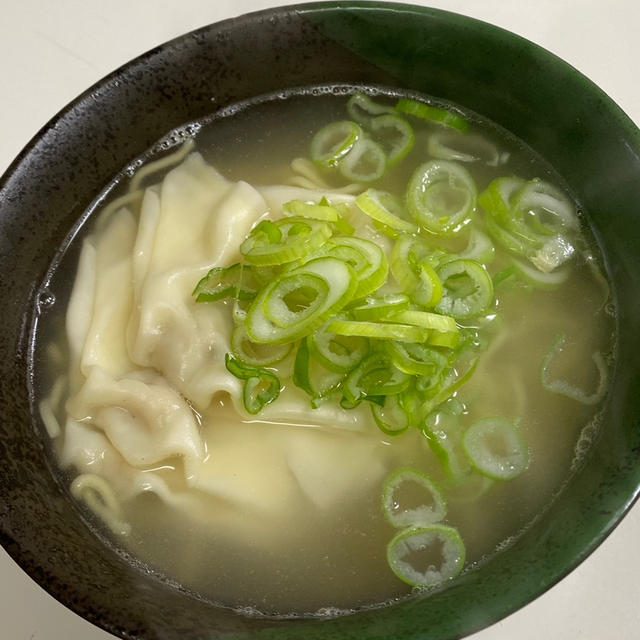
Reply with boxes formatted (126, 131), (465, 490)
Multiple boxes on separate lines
(1, 3), (640, 639)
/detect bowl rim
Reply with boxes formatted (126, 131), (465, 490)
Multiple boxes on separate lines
(1, 2), (640, 640)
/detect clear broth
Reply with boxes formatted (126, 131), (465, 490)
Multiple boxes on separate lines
(32, 87), (615, 616)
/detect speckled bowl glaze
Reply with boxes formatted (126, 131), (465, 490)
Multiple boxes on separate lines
(1, 3), (640, 639)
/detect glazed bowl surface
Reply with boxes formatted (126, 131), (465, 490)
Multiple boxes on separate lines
(1, 3), (640, 640)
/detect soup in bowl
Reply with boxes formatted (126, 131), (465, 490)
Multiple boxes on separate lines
(1, 3), (640, 640)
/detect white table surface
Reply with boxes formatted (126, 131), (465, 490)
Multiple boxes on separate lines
(1, 1), (639, 638)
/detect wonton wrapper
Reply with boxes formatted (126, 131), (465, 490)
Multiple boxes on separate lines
(61, 151), (394, 529)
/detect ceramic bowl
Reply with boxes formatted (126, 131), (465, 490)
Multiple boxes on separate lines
(1, 3), (640, 639)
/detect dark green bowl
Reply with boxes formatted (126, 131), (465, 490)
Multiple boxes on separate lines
(1, 3), (639, 639)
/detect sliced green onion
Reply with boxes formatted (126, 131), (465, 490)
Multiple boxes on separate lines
(429, 331), (460, 349)
(513, 179), (579, 232)
(412, 346), (454, 393)
(395, 98), (469, 132)
(491, 265), (518, 289)
(355, 189), (419, 234)
(327, 319), (431, 343)
(427, 130), (500, 165)
(321, 236), (388, 298)
(225, 354), (281, 415)
(445, 473), (494, 503)
(393, 310), (459, 336)
(293, 338), (346, 404)
(246, 256), (356, 344)
(370, 113), (415, 166)
(511, 257), (570, 289)
(414, 261), (443, 307)
(282, 198), (339, 221)
(339, 136), (386, 183)
(386, 341), (450, 376)
(530, 235), (575, 273)
(193, 263), (256, 303)
(342, 353), (410, 408)
(346, 92), (396, 126)
(386, 525), (466, 588)
(484, 214), (532, 256)
(390, 235), (432, 289)
(230, 324), (292, 367)
(459, 227), (495, 264)
(251, 263), (289, 288)
(349, 293), (410, 321)
(414, 368), (451, 401)
(307, 324), (368, 373)
(435, 259), (494, 319)
(310, 120), (362, 168)
(389, 236), (447, 308)
(479, 177), (578, 269)
(371, 394), (410, 435)
(389, 309), (459, 348)
(382, 467), (446, 528)
(406, 161), (476, 236)
(418, 351), (480, 417)
(462, 418), (529, 480)
(478, 176), (525, 227)
(423, 404), (495, 499)
(262, 272), (328, 328)
(240, 217), (332, 266)
(423, 410), (473, 482)
(243, 375), (281, 415)
(541, 334), (608, 405)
